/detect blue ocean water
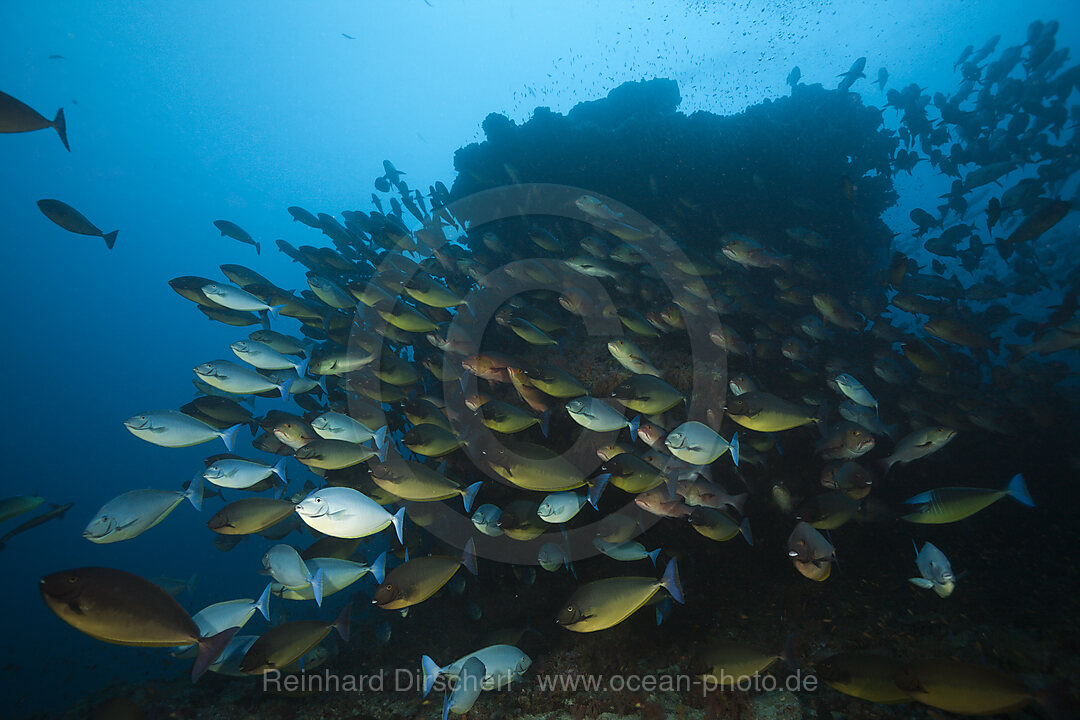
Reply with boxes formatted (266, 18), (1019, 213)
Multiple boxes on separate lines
(3, 2), (1080, 718)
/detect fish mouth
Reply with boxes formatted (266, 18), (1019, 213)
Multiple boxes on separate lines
(296, 503), (327, 518)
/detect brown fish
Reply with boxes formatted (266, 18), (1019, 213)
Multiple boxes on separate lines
(815, 653), (909, 704)
(635, 488), (693, 518)
(372, 539), (477, 609)
(207, 498), (294, 535)
(894, 659), (1033, 715)
(40, 567), (236, 681)
(240, 603), (350, 675)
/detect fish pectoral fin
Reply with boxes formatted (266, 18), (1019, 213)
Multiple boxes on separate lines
(67, 600), (84, 615)
(908, 577), (935, 589)
(149, 426), (167, 434)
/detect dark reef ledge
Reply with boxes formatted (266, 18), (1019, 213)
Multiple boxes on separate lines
(450, 78), (900, 291)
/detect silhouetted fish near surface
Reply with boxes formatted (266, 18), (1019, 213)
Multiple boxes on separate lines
(0, 89), (68, 150)
(213, 220), (260, 254)
(36, 199), (117, 248)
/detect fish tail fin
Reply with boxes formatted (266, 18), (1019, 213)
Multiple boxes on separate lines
(255, 582), (272, 621)
(103, 230), (118, 250)
(1006, 473), (1034, 507)
(729, 431), (740, 467)
(271, 456), (288, 482)
(739, 517), (754, 546)
(628, 414), (641, 440)
(390, 506), (406, 545)
(370, 551), (387, 585)
(220, 423), (242, 452)
(373, 425), (388, 450)
(664, 468), (680, 501)
(186, 571), (199, 595)
(185, 475), (203, 511)
(308, 567), (324, 607)
(462, 481), (482, 513)
(268, 304), (285, 320)
(255, 241), (262, 256)
(278, 378), (293, 402)
(588, 474), (610, 510)
(660, 558), (684, 604)
(52, 107), (69, 151)
(779, 633), (800, 671)
(646, 548), (661, 567)
(192, 626), (239, 682)
(295, 357), (309, 378)
(421, 655), (441, 697)
(332, 602), (351, 642)
(655, 596), (671, 626)
(462, 537), (478, 576)
(540, 409), (550, 439)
